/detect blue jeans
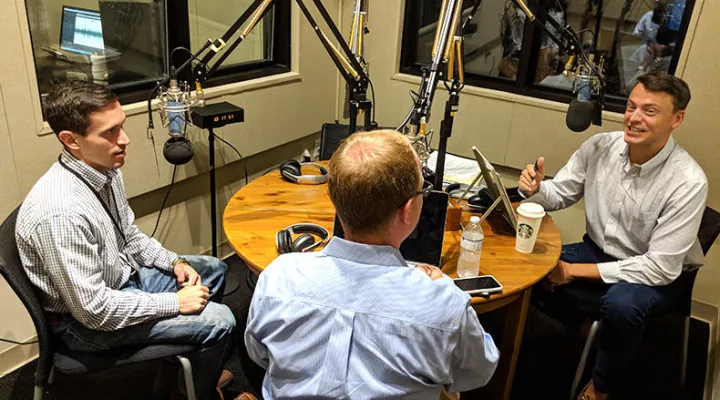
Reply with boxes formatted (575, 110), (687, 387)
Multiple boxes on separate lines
(52, 255), (235, 400)
(536, 235), (687, 394)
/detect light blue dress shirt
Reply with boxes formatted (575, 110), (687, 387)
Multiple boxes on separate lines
(245, 237), (499, 399)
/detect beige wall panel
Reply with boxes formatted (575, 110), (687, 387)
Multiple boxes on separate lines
(505, 104), (624, 176)
(0, 0), (338, 375)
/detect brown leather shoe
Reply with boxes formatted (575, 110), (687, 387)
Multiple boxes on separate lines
(233, 393), (258, 400)
(217, 369), (233, 389)
(577, 380), (608, 400)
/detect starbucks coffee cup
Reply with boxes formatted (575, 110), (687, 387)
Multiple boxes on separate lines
(515, 202), (546, 253)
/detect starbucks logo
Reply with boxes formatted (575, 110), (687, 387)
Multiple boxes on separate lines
(518, 223), (534, 239)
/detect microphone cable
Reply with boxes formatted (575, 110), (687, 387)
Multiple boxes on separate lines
(151, 165), (177, 239)
(150, 133), (249, 239)
(213, 133), (249, 187)
(0, 337), (38, 345)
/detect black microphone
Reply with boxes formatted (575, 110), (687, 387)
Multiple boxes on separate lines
(164, 136), (194, 165)
(566, 63), (601, 132)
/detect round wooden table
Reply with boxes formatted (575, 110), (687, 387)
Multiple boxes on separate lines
(223, 162), (562, 399)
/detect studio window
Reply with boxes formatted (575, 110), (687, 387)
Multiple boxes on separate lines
(24, 0), (290, 106)
(400, 0), (695, 112)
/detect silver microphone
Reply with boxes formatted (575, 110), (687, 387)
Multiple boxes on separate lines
(566, 55), (603, 132)
(156, 77), (205, 165)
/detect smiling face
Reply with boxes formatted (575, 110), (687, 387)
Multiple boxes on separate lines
(624, 82), (685, 160)
(60, 101), (129, 172)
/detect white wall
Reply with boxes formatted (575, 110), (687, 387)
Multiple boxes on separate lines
(0, 0), (340, 376)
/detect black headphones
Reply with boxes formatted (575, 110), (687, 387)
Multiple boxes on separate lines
(276, 223), (330, 254)
(279, 160), (329, 184)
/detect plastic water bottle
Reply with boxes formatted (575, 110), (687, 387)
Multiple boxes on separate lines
(457, 216), (484, 277)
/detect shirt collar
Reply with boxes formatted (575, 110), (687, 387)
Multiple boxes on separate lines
(620, 135), (676, 176)
(60, 149), (118, 191)
(322, 236), (409, 268)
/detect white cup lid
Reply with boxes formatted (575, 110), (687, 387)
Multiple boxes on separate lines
(517, 202), (545, 219)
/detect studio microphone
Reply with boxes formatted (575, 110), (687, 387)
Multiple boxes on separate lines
(162, 79), (194, 165)
(566, 57), (602, 132)
(157, 68), (204, 165)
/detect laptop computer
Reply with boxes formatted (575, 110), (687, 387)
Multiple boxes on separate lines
(60, 6), (105, 56)
(332, 190), (449, 267)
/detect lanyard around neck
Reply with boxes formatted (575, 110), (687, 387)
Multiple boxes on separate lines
(57, 156), (127, 245)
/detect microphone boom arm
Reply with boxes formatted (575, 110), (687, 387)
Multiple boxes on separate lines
(148, 0), (372, 134)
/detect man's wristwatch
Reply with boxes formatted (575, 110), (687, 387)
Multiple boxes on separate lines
(171, 257), (190, 269)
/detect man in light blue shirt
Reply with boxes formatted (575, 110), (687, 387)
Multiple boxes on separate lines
(245, 130), (499, 399)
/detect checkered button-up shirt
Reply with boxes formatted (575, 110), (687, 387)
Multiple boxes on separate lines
(16, 150), (179, 331)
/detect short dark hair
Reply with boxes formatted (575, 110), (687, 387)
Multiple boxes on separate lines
(635, 72), (691, 112)
(44, 80), (119, 136)
(328, 130), (421, 236)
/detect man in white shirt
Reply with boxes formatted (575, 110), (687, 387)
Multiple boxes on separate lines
(518, 72), (707, 400)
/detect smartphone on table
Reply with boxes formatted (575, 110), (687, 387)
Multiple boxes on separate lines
(453, 275), (503, 296)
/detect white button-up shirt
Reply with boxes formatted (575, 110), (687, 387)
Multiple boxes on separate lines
(527, 131), (707, 286)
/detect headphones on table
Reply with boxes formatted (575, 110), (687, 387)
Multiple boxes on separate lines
(276, 223), (330, 254)
(279, 159), (329, 184)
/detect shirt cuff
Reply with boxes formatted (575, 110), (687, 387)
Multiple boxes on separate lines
(517, 187), (529, 199)
(156, 250), (179, 272)
(153, 292), (180, 317)
(597, 261), (621, 284)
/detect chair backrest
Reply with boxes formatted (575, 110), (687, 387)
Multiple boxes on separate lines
(675, 207), (720, 316)
(698, 207), (720, 256)
(0, 205), (55, 386)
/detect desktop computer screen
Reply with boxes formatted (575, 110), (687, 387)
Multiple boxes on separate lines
(60, 6), (105, 55)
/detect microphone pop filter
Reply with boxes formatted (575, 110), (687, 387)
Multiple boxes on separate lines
(163, 136), (194, 165)
(566, 99), (595, 132)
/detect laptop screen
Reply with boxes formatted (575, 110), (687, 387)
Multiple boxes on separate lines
(333, 190), (449, 266)
(60, 6), (105, 55)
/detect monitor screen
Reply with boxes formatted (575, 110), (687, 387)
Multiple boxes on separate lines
(60, 6), (105, 55)
(333, 190), (449, 267)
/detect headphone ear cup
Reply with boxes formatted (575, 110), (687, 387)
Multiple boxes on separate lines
(280, 160), (302, 183)
(292, 233), (316, 252)
(276, 229), (292, 254)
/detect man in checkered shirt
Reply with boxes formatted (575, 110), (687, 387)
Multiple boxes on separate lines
(16, 81), (237, 400)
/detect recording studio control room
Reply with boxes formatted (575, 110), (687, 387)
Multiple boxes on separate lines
(1, 1), (720, 400)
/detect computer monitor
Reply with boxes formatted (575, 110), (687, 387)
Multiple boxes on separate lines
(60, 6), (105, 55)
(333, 190), (449, 267)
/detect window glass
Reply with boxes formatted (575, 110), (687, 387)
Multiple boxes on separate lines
(25, 0), (289, 105)
(401, 0), (695, 110)
(534, 0), (691, 96)
(187, 0), (273, 69)
(25, 0), (167, 97)
(412, 0), (524, 81)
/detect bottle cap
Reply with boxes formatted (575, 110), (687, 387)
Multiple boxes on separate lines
(470, 216), (480, 223)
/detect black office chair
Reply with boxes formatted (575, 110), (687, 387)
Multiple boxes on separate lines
(568, 206), (720, 399)
(0, 206), (199, 400)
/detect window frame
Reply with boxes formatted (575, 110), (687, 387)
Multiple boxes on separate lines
(399, 0), (695, 114)
(26, 0), (291, 106)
